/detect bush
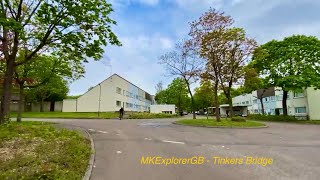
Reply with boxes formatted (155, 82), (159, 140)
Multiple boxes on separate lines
(231, 117), (246, 122)
(128, 112), (178, 119)
(247, 114), (298, 122)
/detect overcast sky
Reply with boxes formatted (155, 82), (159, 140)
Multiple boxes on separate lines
(68, 0), (320, 95)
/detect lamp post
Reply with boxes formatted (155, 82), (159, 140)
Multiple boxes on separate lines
(98, 83), (101, 117)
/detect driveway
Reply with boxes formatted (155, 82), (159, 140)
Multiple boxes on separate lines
(25, 118), (320, 180)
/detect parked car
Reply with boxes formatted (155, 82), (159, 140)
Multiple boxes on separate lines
(183, 111), (188, 115)
(195, 111), (200, 115)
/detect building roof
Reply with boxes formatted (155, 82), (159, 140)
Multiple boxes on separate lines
(70, 73), (152, 100)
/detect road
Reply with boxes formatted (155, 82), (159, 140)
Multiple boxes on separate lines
(27, 117), (320, 180)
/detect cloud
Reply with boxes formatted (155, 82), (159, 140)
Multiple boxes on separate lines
(173, 0), (223, 11)
(69, 0), (320, 96)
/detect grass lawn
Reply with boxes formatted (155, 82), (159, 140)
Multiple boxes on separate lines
(10, 112), (119, 119)
(10, 112), (179, 119)
(0, 121), (91, 179)
(247, 114), (320, 125)
(175, 119), (266, 128)
(252, 119), (320, 125)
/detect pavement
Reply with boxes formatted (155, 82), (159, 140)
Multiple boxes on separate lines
(24, 116), (320, 180)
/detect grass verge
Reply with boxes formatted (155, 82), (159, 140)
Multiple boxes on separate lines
(175, 119), (266, 128)
(128, 112), (178, 119)
(0, 121), (91, 179)
(247, 114), (320, 124)
(10, 112), (119, 119)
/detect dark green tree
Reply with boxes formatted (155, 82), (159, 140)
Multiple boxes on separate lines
(252, 35), (320, 116)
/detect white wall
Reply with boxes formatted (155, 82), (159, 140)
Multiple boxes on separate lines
(150, 105), (176, 114)
(62, 99), (77, 112)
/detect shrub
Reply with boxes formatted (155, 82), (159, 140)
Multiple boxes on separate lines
(128, 112), (178, 119)
(247, 114), (298, 122)
(231, 117), (246, 122)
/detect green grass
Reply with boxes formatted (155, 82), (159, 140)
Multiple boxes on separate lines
(10, 112), (119, 119)
(247, 114), (320, 124)
(0, 121), (91, 179)
(128, 112), (178, 119)
(175, 119), (266, 128)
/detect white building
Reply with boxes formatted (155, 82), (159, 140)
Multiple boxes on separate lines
(150, 105), (176, 114)
(62, 74), (154, 112)
(230, 87), (320, 120)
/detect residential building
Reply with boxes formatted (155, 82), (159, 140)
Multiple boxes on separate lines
(230, 87), (320, 120)
(62, 74), (153, 112)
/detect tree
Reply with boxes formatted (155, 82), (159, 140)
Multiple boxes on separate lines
(14, 54), (80, 122)
(155, 81), (163, 93)
(159, 42), (202, 119)
(194, 79), (214, 112)
(155, 78), (190, 113)
(26, 75), (68, 112)
(252, 35), (320, 116)
(243, 65), (268, 115)
(217, 28), (256, 117)
(0, 0), (121, 123)
(189, 8), (233, 121)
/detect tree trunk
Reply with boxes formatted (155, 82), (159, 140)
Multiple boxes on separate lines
(282, 90), (288, 116)
(259, 97), (265, 115)
(227, 94), (233, 118)
(214, 80), (220, 122)
(40, 99), (45, 112)
(50, 101), (55, 112)
(0, 58), (15, 124)
(17, 84), (24, 122)
(185, 80), (196, 119)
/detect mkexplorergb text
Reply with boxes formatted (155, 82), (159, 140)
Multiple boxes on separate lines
(140, 156), (273, 166)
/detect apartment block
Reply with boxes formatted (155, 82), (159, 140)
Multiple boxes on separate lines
(230, 87), (320, 120)
(62, 74), (154, 112)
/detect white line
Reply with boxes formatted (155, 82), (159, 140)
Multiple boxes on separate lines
(97, 131), (108, 134)
(162, 140), (185, 144)
(88, 129), (95, 131)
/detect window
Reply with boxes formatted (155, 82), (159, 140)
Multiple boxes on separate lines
(295, 107), (306, 114)
(270, 96), (275, 101)
(116, 87), (122, 94)
(253, 99), (257, 104)
(123, 90), (125, 95)
(246, 101), (249, 104)
(294, 92), (304, 98)
(264, 97), (268, 102)
(242, 102), (245, 104)
(136, 95), (139, 99)
(116, 101), (121, 107)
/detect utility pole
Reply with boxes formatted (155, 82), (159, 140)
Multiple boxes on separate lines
(98, 84), (101, 117)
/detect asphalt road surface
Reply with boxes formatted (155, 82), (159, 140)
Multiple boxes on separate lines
(26, 117), (320, 180)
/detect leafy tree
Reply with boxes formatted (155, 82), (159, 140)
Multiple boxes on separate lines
(252, 35), (320, 116)
(0, 0), (121, 123)
(155, 78), (190, 113)
(13, 54), (80, 121)
(26, 75), (68, 112)
(189, 8), (234, 121)
(194, 80), (214, 111)
(243, 65), (268, 115)
(159, 42), (202, 119)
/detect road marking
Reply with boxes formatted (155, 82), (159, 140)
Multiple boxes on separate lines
(97, 130), (108, 134)
(162, 140), (185, 144)
(144, 138), (152, 140)
(116, 151), (122, 154)
(88, 129), (95, 131)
